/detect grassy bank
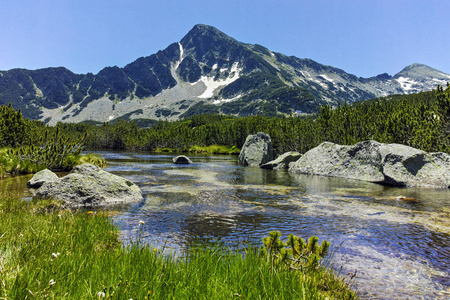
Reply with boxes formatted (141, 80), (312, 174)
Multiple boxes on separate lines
(0, 197), (357, 299)
(156, 144), (240, 155)
(0, 148), (106, 178)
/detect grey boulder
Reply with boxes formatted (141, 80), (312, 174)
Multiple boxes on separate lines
(260, 151), (302, 169)
(238, 132), (274, 166)
(173, 155), (193, 164)
(33, 163), (143, 207)
(27, 169), (59, 188)
(289, 140), (450, 188)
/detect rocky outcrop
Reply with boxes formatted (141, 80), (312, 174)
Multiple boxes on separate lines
(238, 132), (275, 166)
(33, 164), (143, 207)
(289, 140), (450, 188)
(173, 155), (193, 164)
(260, 151), (302, 169)
(27, 169), (59, 188)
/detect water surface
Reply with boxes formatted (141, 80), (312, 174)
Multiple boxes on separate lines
(5, 151), (450, 299)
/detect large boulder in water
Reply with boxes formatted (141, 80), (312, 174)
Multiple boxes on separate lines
(33, 164), (143, 207)
(27, 169), (59, 188)
(260, 151), (302, 170)
(238, 132), (275, 166)
(289, 140), (450, 188)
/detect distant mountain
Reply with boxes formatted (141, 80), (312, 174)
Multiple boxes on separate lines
(1, 24), (449, 124)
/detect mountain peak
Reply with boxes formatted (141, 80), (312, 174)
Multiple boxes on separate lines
(2, 24), (449, 124)
(187, 24), (226, 36)
(395, 63), (450, 80)
(180, 24), (237, 48)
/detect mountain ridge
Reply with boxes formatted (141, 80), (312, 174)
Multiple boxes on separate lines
(0, 24), (449, 124)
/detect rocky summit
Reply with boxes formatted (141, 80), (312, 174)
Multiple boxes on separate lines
(1, 24), (449, 124)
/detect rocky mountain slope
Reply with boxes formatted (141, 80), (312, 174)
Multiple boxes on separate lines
(1, 24), (449, 125)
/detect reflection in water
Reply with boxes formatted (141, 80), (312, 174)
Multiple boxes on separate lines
(6, 151), (450, 299)
(0, 173), (34, 199)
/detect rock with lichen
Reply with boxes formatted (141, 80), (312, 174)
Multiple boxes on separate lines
(33, 164), (143, 207)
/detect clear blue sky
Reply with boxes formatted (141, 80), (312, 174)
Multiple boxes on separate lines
(1, 0), (448, 78)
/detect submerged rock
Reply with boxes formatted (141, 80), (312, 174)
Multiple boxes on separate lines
(396, 196), (420, 202)
(173, 155), (193, 164)
(289, 140), (450, 188)
(238, 132), (274, 166)
(27, 169), (59, 188)
(260, 151), (302, 169)
(33, 163), (143, 207)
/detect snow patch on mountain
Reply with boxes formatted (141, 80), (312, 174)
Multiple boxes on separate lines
(396, 77), (418, 92)
(213, 94), (242, 104)
(320, 74), (335, 83)
(196, 62), (242, 98)
(174, 43), (184, 70)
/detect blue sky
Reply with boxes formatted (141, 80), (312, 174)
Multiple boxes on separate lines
(1, 0), (449, 78)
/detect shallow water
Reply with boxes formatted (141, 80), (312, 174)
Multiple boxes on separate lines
(5, 152), (450, 299)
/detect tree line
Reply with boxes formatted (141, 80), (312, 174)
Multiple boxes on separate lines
(1, 84), (449, 159)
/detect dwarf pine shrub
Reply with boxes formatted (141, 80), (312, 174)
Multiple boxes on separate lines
(259, 230), (330, 270)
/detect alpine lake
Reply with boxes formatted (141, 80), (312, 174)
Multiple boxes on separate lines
(6, 151), (450, 299)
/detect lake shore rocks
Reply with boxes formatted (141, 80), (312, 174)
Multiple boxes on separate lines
(173, 155), (193, 164)
(238, 132), (274, 166)
(260, 151), (302, 170)
(27, 169), (59, 188)
(289, 140), (450, 188)
(32, 164), (143, 207)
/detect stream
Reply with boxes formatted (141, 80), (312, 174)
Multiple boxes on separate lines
(4, 151), (450, 299)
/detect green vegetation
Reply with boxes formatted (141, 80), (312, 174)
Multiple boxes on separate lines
(0, 197), (357, 299)
(156, 145), (240, 155)
(50, 84), (450, 155)
(259, 231), (330, 270)
(0, 105), (105, 176)
(1, 84), (449, 175)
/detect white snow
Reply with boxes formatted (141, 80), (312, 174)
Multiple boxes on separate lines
(212, 64), (218, 70)
(396, 77), (418, 91)
(432, 78), (449, 85)
(196, 62), (242, 98)
(213, 94), (242, 104)
(174, 43), (184, 70)
(312, 79), (329, 90)
(437, 72), (450, 79)
(320, 74), (335, 83)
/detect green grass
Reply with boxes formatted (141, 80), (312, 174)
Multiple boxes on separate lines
(184, 145), (241, 155)
(156, 145), (241, 155)
(0, 148), (106, 177)
(0, 197), (358, 299)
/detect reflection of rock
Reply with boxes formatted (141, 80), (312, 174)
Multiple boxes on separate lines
(260, 151), (301, 169)
(289, 140), (450, 188)
(238, 132), (274, 166)
(27, 169), (58, 188)
(33, 164), (143, 207)
(173, 155), (193, 164)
